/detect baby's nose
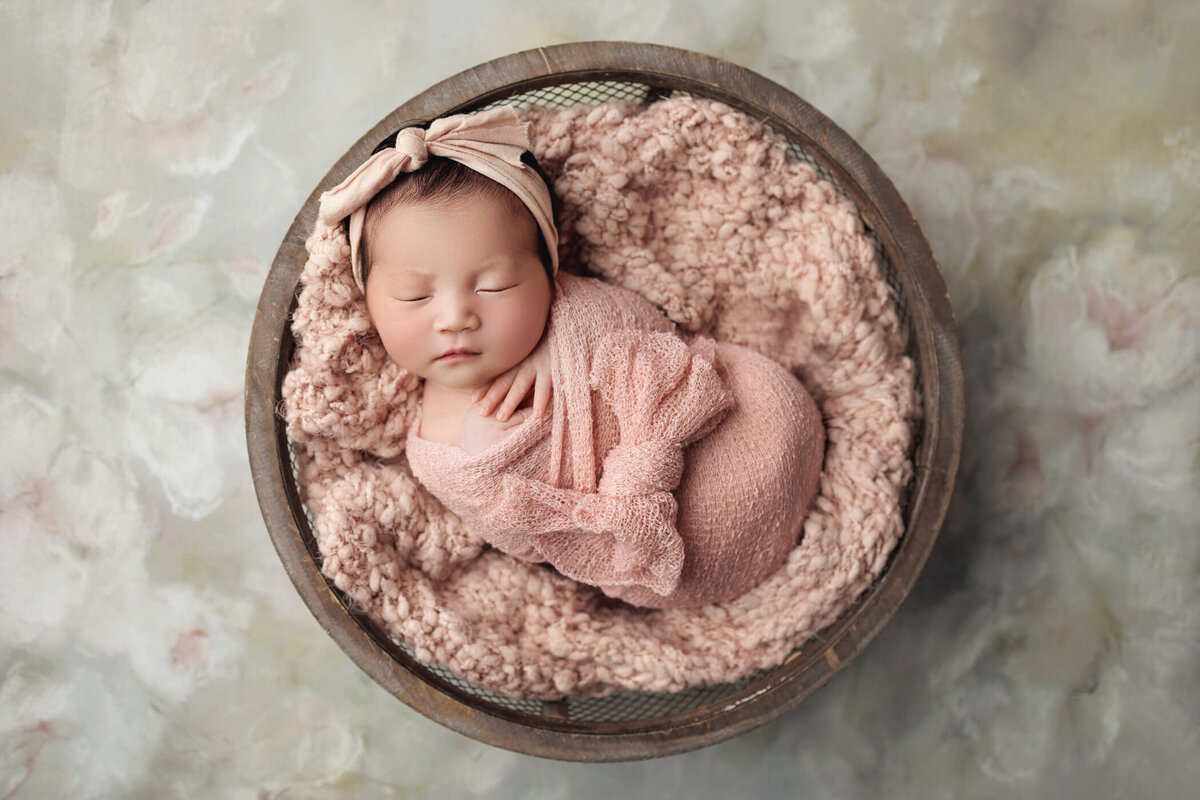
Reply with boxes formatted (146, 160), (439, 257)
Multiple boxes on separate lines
(435, 295), (479, 331)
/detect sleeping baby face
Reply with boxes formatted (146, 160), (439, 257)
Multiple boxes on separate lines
(363, 190), (553, 393)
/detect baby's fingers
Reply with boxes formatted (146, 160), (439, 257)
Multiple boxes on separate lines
(532, 372), (552, 418)
(503, 406), (534, 427)
(495, 369), (536, 421)
(474, 372), (516, 416)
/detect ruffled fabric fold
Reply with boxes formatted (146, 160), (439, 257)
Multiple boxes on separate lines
(489, 475), (685, 596)
(484, 330), (732, 597)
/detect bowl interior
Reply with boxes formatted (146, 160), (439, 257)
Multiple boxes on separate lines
(287, 78), (920, 725)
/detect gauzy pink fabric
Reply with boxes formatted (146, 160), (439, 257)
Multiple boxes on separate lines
(406, 273), (824, 609)
(282, 96), (920, 699)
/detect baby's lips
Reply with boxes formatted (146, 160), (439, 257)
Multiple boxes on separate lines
(436, 349), (480, 360)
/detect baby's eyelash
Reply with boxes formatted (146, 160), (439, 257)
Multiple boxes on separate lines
(393, 284), (515, 302)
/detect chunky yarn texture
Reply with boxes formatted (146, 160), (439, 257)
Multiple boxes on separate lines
(282, 97), (920, 699)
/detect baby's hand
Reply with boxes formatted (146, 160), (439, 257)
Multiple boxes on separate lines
(472, 336), (553, 422)
(458, 403), (534, 455)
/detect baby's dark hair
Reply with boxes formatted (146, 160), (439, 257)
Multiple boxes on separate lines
(359, 124), (560, 287)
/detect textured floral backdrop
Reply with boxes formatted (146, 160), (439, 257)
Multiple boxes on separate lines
(1, 1), (1197, 798)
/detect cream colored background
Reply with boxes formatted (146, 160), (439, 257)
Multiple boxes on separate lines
(1, 1), (1198, 797)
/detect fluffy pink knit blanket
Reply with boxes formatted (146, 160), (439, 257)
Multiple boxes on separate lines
(283, 97), (919, 698)
(407, 272), (824, 609)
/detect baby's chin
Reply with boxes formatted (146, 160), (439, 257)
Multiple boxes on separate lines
(418, 374), (495, 396)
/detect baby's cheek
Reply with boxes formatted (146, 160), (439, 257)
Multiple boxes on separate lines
(497, 300), (548, 348)
(376, 315), (425, 364)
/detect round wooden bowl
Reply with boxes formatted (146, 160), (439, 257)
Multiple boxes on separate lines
(246, 41), (963, 761)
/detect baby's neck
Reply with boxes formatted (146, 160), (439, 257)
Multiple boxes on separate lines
(418, 381), (480, 444)
(421, 380), (479, 410)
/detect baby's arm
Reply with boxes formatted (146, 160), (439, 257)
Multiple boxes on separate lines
(472, 335), (552, 422)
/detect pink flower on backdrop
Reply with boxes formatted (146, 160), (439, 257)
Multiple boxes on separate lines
(1, 721), (56, 800)
(1026, 226), (1199, 416)
(169, 628), (211, 673)
(139, 196), (212, 262)
(238, 53), (297, 103)
(92, 192), (129, 240)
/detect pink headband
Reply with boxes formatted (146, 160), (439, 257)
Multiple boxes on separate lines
(317, 105), (559, 293)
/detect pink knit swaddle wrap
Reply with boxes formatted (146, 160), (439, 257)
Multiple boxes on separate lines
(406, 273), (824, 609)
(283, 97), (919, 699)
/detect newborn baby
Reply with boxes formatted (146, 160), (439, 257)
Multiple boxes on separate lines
(317, 106), (824, 609)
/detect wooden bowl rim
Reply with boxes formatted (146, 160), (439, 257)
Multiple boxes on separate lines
(245, 40), (963, 762)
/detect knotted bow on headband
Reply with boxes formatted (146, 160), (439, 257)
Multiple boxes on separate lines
(317, 105), (560, 292)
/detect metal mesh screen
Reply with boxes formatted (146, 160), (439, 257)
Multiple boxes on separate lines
(477, 80), (655, 112)
(284, 79), (922, 728)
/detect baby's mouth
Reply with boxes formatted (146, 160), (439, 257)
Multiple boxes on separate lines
(437, 348), (480, 361)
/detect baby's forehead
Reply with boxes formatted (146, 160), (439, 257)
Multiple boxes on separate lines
(366, 202), (540, 279)
(367, 182), (531, 232)
(370, 187), (538, 245)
